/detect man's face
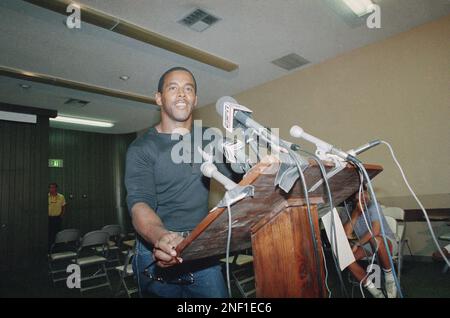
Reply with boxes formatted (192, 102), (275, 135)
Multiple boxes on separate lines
(155, 70), (197, 123)
(49, 185), (57, 195)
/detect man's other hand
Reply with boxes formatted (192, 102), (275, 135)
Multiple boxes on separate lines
(153, 232), (184, 268)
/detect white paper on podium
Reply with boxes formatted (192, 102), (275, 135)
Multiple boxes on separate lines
(321, 208), (355, 271)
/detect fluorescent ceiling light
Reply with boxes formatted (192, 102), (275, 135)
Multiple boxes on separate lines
(50, 115), (114, 127)
(342, 0), (375, 17)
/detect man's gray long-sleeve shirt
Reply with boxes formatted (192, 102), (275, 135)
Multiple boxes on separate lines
(125, 126), (235, 232)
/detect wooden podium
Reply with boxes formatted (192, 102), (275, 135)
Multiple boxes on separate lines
(176, 158), (382, 298)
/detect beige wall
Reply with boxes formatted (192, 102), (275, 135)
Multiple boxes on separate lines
(194, 15), (450, 256)
(195, 14), (450, 207)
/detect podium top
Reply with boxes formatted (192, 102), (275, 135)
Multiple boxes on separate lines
(176, 158), (382, 261)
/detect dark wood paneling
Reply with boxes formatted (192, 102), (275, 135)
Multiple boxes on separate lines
(0, 116), (49, 272)
(48, 128), (136, 235)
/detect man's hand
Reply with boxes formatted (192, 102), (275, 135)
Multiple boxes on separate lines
(153, 232), (184, 268)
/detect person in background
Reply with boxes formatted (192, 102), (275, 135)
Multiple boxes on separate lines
(48, 182), (66, 251)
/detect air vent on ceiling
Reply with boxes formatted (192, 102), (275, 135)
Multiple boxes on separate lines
(178, 9), (220, 32)
(271, 53), (310, 71)
(64, 98), (90, 107)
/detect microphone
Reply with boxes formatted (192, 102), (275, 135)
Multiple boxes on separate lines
(348, 140), (381, 156)
(201, 162), (237, 191)
(220, 139), (251, 174)
(215, 96), (301, 152)
(289, 125), (350, 160)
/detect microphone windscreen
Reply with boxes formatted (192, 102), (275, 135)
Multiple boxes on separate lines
(289, 125), (304, 138)
(215, 96), (237, 117)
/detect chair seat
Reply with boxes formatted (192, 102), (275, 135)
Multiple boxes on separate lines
(76, 255), (107, 265)
(122, 240), (136, 248)
(115, 264), (134, 275)
(439, 233), (450, 241)
(122, 250), (135, 256)
(50, 251), (77, 261)
(221, 254), (253, 266)
(93, 245), (119, 252)
(221, 254), (255, 298)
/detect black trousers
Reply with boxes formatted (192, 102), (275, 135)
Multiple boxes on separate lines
(48, 216), (62, 251)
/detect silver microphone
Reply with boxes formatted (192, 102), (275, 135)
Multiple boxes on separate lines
(290, 125), (350, 160)
(201, 162), (237, 191)
(348, 140), (381, 156)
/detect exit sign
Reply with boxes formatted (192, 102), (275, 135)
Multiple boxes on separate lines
(48, 159), (63, 168)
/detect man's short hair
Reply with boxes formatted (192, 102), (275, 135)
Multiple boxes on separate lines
(157, 67), (197, 94)
(49, 182), (58, 188)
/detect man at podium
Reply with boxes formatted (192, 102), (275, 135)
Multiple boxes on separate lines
(125, 67), (234, 298)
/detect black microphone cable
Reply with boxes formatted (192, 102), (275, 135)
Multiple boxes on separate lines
(297, 148), (349, 298)
(288, 149), (324, 297)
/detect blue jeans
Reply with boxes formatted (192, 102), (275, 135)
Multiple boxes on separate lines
(133, 238), (228, 298)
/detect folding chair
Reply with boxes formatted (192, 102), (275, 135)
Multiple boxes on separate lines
(97, 224), (122, 268)
(438, 232), (450, 274)
(384, 216), (402, 279)
(75, 230), (112, 294)
(114, 248), (138, 298)
(48, 229), (80, 285)
(120, 237), (136, 261)
(221, 251), (255, 298)
(383, 207), (412, 280)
